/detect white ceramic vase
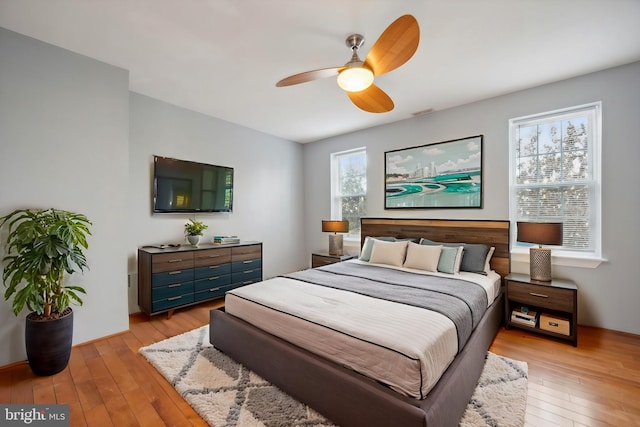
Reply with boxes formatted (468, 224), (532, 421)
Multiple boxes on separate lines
(187, 235), (200, 247)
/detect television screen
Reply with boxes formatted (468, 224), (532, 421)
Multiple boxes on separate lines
(153, 156), (233, 213)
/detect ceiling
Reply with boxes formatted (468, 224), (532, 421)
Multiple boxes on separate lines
(1, 1), (639, 143)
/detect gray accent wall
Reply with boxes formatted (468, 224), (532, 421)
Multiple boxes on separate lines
(303, 61), (640, 336)
(127, 93), (305, 309)
(0, 28), (130, 366)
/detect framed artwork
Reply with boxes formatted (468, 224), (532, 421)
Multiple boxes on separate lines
(385, 135), (483, 209)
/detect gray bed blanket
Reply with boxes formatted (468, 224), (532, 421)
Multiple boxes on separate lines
(281, 262), (488, 352)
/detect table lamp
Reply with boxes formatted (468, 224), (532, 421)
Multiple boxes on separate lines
(322, 220), (349, 256)
(517, 221), (563, 282)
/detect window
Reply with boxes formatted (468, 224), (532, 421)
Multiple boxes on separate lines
(331, 147), (367, 240)
(509, 102), (602, 264)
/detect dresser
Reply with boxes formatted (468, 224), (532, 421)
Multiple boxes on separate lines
(138, 242), (262, 316)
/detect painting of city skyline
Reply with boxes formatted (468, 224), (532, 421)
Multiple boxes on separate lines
(385, 135), (483, 209)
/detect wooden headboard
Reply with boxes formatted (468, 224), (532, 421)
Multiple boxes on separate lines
(360, 218), (511, 278)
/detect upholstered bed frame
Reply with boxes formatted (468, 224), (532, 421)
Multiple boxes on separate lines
(210, 218), (510, 427)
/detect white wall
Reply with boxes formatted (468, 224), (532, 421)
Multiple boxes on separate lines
(127, 94), (306, 312)
(0, 28), (130, 366)
(303, 62), (640, 335)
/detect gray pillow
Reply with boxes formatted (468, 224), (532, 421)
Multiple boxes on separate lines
(420, 238), (490, 275)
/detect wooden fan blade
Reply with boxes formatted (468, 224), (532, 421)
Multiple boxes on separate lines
(347, 84), (394, 113)
(364, 14), (420, 76)
(276, 67), (343, 87)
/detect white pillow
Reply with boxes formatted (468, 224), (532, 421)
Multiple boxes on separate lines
(403, 242), (442, 272)
(369, 240), (408, 267)
(484, 247), (496, 272)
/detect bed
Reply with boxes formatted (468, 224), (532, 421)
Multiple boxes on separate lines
(210, 218), (510, 427)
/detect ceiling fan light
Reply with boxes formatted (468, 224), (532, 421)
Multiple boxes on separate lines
(337, 67), (374, 92)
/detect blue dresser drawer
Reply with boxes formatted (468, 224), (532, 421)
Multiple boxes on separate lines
(194, 263), (231, 279)
(194, 282), (237, 302)
(194, 274), (231, 292)
(152, 269), (194, 287)
(152, 292), (195, 312)
(232, 268), (262, 285)
(231, 258), (262, 272)
(152, 281), (194, 301)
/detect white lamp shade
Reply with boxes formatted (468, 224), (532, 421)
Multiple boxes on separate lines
(337, 67), (374, 92)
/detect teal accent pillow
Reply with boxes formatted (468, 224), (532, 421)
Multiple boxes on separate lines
(421, 238), (490, 275)
(437, 246), (463, 274)
(359, 237), (375, 261)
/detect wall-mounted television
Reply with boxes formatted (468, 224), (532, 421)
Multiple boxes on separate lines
(153, 155), (233, 213)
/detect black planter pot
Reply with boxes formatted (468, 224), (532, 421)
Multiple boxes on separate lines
(25, 308), (74, 376)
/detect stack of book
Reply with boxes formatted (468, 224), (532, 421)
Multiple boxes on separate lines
(511, 307), (538, 328)
(213, 235), (240, 245)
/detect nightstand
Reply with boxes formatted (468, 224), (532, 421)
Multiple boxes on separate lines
(505, 273), (578, 346)
(311, 251), (355, 268)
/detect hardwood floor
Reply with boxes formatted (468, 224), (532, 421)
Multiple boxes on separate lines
(2, 302), (639, 427)
(491, 326), (640, 427)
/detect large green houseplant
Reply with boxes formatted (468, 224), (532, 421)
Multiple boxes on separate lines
(0, 208), (91, 375)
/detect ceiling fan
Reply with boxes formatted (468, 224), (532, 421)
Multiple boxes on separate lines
(275, 15), (420, 113)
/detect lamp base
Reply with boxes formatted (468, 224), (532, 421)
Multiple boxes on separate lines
(530, 247), (552, 281)
(328, 234), (344, 256)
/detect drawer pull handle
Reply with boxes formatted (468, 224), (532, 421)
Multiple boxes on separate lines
(168, 271), (182, 275)
(243, 269), (254, 274)
(168, 259), (183, 263)
(529, 292), (549, 298)
(207, 254), (221, 258)
(242, 260), (253, 264)
(209, 266), (220, 269)
(209, 276), (220, 280)
(168, 284), (181, 288)
(209, 287), (221, 292)
(242, 280), (253, 285)
(167, 296), (182, 301)
(549, 322), (559, 327)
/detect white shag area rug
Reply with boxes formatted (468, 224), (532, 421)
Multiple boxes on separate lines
(140, 325), (527, 427)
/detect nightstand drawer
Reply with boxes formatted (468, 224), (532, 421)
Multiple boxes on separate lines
(312, 253), (355, 268)
(507, 281), (574, 312)
(313, 255), (339, 267)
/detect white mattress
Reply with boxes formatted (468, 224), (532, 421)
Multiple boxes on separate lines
(225, 263), (501, 399)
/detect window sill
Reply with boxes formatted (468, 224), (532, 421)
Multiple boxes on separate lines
(344, 236), (361, 244)
(511, 248), (606, 268)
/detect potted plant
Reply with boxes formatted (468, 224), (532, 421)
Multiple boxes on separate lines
(0, 208), (91, 376)
(185, 218), (207, 246)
